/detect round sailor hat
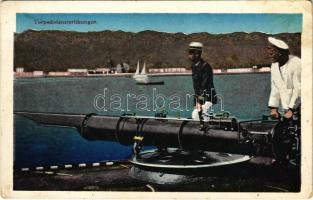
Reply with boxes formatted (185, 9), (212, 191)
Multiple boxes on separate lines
(189, 42), (203, 50)
(268, 37), (289, 50)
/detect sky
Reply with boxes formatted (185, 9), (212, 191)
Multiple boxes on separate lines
(16, 13), (302, 34)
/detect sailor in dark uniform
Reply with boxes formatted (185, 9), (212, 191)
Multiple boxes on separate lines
(188, 42), (217, 130)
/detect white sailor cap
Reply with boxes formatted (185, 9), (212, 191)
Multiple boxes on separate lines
(268, 37), (289, 50)
(189, 42), (203, 49)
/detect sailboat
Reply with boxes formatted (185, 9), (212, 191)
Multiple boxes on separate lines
(133, 60), (164, 85)
(133, 61), (149, 83)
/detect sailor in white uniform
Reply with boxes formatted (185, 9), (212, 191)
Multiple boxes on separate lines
(267, 37), (301, 119)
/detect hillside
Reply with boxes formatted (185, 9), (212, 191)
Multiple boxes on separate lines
(14, 30), (301, 72)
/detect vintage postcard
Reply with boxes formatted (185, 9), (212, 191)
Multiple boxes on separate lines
(0, 1), (312, 199)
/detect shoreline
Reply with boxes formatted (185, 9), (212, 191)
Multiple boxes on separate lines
(14, 68), (270, 79)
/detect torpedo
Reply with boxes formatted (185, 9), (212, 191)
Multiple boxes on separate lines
(15, 111), (300, 184)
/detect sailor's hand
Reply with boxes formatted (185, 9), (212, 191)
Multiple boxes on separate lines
(284, 110), (293, 119)
(195, 103), (202, 111)
(270, 109), (280, 119)
(202, 101), (212, 111)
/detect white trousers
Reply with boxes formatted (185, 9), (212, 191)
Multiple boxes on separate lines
(192, 101), (212, 120)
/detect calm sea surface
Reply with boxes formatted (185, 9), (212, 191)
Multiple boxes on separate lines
(14, 73), (270, 168)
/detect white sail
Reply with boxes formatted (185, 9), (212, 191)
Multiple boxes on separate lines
(140, 62), (147, 75)
(133, 60), (149, 84)
(135, 60), (140, 75)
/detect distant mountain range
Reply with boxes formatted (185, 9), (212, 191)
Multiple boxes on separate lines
(14, 29), (301, 72)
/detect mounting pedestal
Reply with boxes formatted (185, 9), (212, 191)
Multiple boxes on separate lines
(129, 148), (251, 184)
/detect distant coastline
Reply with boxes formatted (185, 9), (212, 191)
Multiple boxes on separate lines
(14, 29), (300, 72)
